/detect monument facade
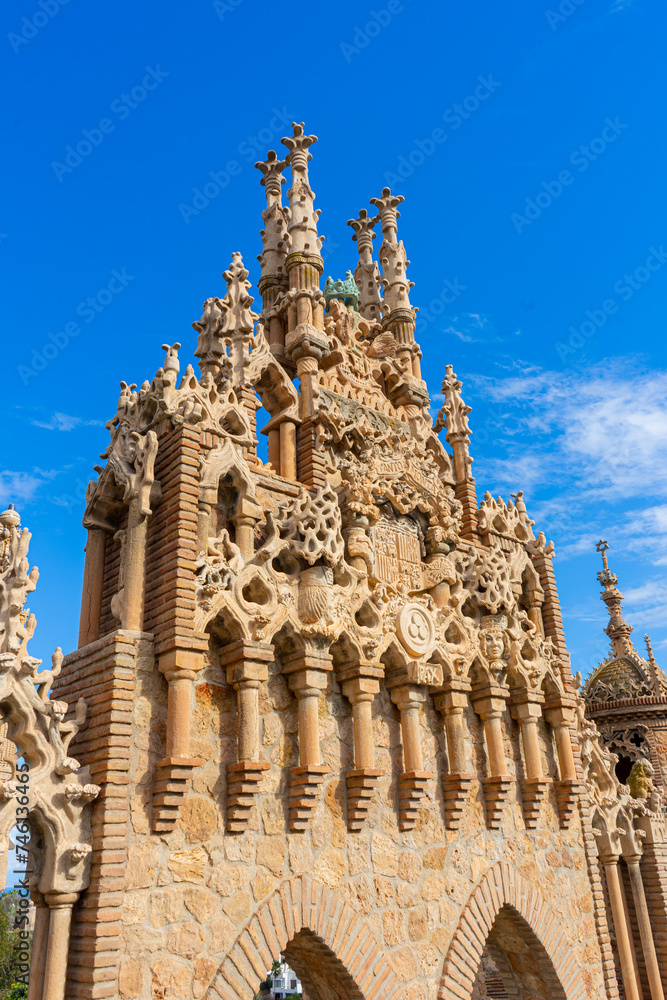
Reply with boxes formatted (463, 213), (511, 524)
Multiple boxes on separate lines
(2, 123), (666, 1000)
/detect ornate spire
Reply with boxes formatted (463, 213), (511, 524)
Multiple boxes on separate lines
(255, 150), (290, 285)
(643, 633), (667, 695)
(347, 209), (383, 322)
(369, 187), (413, 315)
(596, 540), (635, 659)
(193, 253), (258, 382)
(281, 123), (323, 257)
(434, 366), (478, 540)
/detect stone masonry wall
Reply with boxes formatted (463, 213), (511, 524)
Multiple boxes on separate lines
(111, 645), (611, 1000)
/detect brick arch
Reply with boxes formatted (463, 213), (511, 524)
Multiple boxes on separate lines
(207, 875), (400, 1000)
(438, 862), (587, 1000)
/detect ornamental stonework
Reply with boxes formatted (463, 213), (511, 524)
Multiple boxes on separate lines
(3, 124), (666, 1000)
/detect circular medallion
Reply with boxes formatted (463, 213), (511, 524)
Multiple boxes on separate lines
(396, 603), (436, 658)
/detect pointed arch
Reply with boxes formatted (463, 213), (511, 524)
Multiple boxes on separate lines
(438, 862), (589, 1000)
(207, 876), (400, 1000)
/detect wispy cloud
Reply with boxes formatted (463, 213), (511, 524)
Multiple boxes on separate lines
(30, 412), (102, 432)
(0, 471), (47, 506)
(445, 313), (502, 344)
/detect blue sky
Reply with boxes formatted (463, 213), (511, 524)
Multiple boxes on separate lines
(2, 0), (666, 678)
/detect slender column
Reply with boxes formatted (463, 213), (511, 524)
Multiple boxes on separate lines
(433, 687), (469, 774)
(472, 693), (509, 777)
(220, 640), (273, 763)
(27, 898), (49, 1000)
(620, 865), (645, 1000)
(626, 855), (665, 1000)
(342, 676), (380, 770)
(165, 674), (193, 757)
(512, 700), (544, 780)
(390, 684), (426, 772)
(78, 525), (107, 646)
(547, 708), (577, 780)
(159, 649), (205, 758)
(602, 856), (643, 1000)
(122, 497), (148, 631)
(42, 891), (79, 1000)
(279, 420), (297, 480)
(196, 496), (212, 554)
(233, 498), (262, 562)
(268, 428), (281, 473)
(284, 647), (332, 768)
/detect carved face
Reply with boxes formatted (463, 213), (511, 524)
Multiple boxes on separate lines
(395, 352), (412, 375)
(482, 629), (506, 661)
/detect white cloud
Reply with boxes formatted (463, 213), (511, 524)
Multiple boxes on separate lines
(30, 412), (102, 432)
(445, 313), (501, 344)
(0, 471), (45, 507)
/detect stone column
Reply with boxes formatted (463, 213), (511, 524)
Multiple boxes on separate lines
(154, 647), (206, 833)
(545, 700), (579, 824)
(279, 419), (298, 480)
(511, 696), (549, 828)
(390, 684), (426, 772)
(471, 686), (513, 829)
(283, 644), (332, 831)
(625, 855), (665, 1000)
(122, 497), (148, 631)
(42, 891), (79, 1000)
(388, 680), (434, 831)
(433, 680), (475, 830)
(338, 660), (383, 831)
(220, 640), (273, 832)
(233, 497), (262, 562)
(27, 896), (49, 1000)
(602, 856), (643, 1000)
(268, 428), (281, 474)
(78, 525), (107, 647)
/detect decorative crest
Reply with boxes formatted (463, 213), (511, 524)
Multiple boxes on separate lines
(324, 271), (359, 311)
(435, 366), (472, 440)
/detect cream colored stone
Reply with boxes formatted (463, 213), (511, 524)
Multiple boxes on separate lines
(399, 851), (422, 883)
(389, 945), (420, 981)
(122, 892), (148, 926)
(222, 890), (252, 924)
(261, 798), (286, 835)
(371, 833), (398, 876)
(181, 796), (218, 842)
(150, 955), (193, 998)
(252, 871), (276, 900)
(312, 846), (346, 888)
(207, 862), (246, 896)
(150, 887), (184, 927)
(167, 919), (205, 959)
(383, 909), (405, 946)
(168, 846), (208, 884)
(125, 841), (159, 890)
(209, 914), (237, 954)
(256, 835), (286, 877)
(119, 958), (143, 999)
(288, 835), (313, 875)
(183, 886), (216, 923)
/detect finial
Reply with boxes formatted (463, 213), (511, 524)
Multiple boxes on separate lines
(255, 149), (288, 194)
(369, 187), (404, 243)
(0, 505), (21, 529)
(595, 538), (634, 658)
(645, 634), (656, 663)
(347, 209), (379, 250)
(281, 122), (318, 167)
(434, 365), (472, 440)
(596, 539), (617, 588)
(162, 343), (181, 374)
(220, 253), (258, 333)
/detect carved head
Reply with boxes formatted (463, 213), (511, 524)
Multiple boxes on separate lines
(480, 614), (509, 662)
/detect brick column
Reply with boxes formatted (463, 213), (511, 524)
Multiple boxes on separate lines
(510, 693), (550, 828)
(338, 658), (384, 831)
(283, 643), (332, 831)
(471, 683), (513, 829)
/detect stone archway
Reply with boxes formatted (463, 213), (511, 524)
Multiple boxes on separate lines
(207, 875), (400, 1000)
(439, 863), (588, 1000)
